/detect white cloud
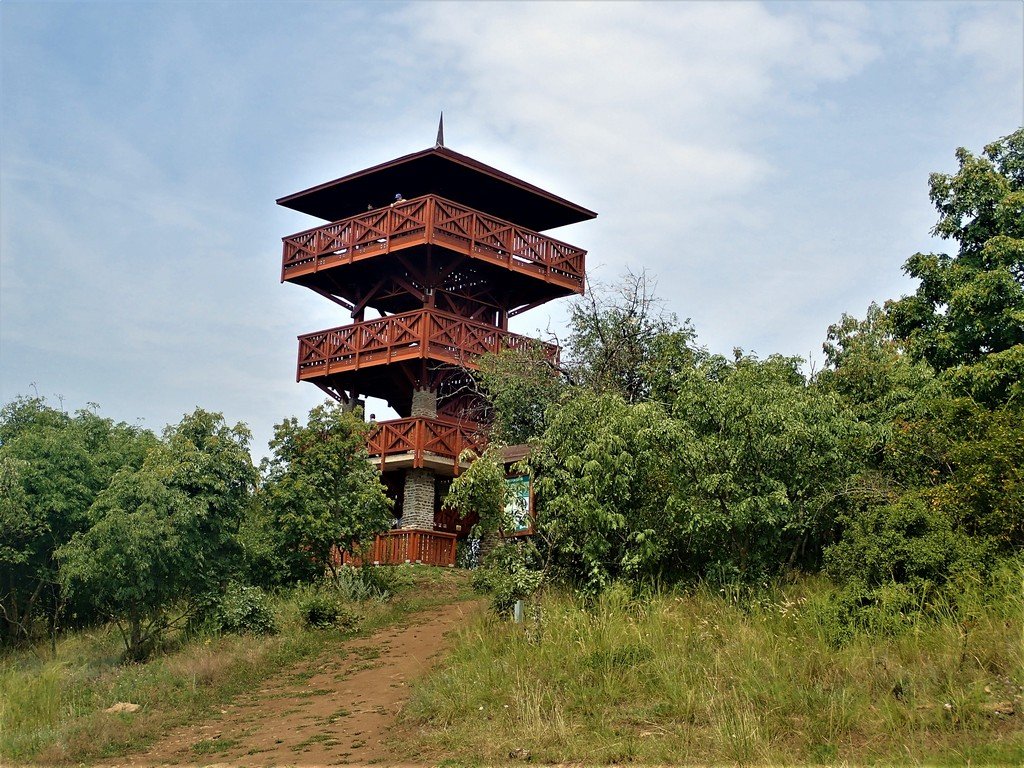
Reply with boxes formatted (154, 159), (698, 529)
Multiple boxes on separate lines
(395, 1), (883, 210)
(392, 1), (886, 354)
(1, 0), (1019, 451)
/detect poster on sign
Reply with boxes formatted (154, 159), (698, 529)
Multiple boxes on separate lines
(504, 475), (533, 536)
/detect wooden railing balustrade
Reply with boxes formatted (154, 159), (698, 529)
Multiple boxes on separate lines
(281, 195), (585, 290)
(297, 308), (558, 379)
(366, 417), (485, 471)
(343, 529), (457, 567)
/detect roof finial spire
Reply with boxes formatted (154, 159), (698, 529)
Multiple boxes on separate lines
(435, 112), (445, 148)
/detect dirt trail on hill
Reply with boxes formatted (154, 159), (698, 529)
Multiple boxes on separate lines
(127, 600), (480, 767)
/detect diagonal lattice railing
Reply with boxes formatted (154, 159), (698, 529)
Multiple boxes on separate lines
(297, 308), (558, 379)
(282, 195), (585, 289)
(365, 416), (486, 473)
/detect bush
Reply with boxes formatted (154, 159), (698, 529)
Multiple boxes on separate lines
(211, 583), (277, 635)
(456, 538), (481, 570)
(297, 588), (360, 630)
(825, 494), (988, 591)
(822, 494), (992, 639)
(334, 565), (400, 602)
(471, 540), (544, 615)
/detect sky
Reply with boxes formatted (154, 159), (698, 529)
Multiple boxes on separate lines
(1, 0), (1022, 458)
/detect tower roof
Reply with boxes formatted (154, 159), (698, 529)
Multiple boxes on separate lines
(277, 146), (597, 232)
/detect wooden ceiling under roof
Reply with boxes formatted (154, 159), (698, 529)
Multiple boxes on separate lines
(277, 146), (597, 232)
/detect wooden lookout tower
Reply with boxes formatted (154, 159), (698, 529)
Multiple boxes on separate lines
(277, 126), (596, 565)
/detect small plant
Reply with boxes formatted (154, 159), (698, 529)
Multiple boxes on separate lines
(211, 583), (278, 635)
(471, 539), (544, 615)
(297, 588), (360, 630)
(333, 564), (399, 602)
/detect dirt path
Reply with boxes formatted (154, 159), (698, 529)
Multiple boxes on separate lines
(129, 600), (481, 767)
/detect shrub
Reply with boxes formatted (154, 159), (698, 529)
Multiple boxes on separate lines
(211, 583), (277, 635)
(297, 588), (360, 630)
(334, 564), (399, 602)
(825, 493), (988, 591)
(471, 540), (544, 615)
(456, 538), (481, 570)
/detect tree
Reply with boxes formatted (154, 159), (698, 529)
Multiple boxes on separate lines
(57, 408), (256, 660)
(444, 445), (513, 538)
(817, 131), (1024, 624)
(665, 353), (863, 579)
(523, 352), (863, 593)
(887, 128), (1024, 404)
(163, 408), (258, 582)
(476, 345), (565, 445)
(817, 303), (937, 465)
(0, 454), (37, 640)
(0, 397), (155, 647)
(263, 403), (392, 581)
(565, 270), (698, 404)
(58, 455), (199, 660)
(529, 391), (681, 593)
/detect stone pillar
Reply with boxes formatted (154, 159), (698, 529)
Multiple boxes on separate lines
(401, 469), (435, 529)
(400, 388), (437, 529)
(410, 387), (437, 418)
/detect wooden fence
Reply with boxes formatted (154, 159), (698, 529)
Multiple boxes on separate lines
(343, 529), (457, 567)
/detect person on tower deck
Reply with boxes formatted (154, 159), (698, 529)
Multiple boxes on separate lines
(390, 193), (406, 206)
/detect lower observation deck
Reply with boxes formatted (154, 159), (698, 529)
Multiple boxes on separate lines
(341, 529), (457, 567)
(367, 416), (485, 476)
(297, 308), (557, 414)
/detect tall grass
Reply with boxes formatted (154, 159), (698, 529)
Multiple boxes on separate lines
(402, 570), (1024, 764)
(0, 566), (471, 764)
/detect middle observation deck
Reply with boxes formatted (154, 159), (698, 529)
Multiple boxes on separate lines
(281, 195), (587, 318)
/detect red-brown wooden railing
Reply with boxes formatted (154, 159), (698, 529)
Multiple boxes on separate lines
(343, 529), (457, 567)
(296, 308), (558, 379)
(281, 195), (585, 290)
(367, 417), (485, 472)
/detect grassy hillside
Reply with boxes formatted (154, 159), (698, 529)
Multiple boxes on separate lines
(0, 566), (471, 764)
(401, 571), (1024, 765)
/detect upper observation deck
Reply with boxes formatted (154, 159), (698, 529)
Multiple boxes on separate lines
(280, 195), (588, 316)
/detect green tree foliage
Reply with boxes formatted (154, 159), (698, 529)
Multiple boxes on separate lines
(0, 397), (155, 646)
(667, 354), (863, 579)
(445, 447), (551, 612)
(57, 408), (256, 660)
(444, 446), (513, 537)
(817, 304), (940, 483)
(887, 128), (1024, 404)
(530, 391), (679, 592)
(58, 454), (199, 660)
(878, 396), (1023, 549)
(262, 403), (392, 581)
(566, 270), (697, 404)
(476, 345), (564, 444)
(454, 269), (868, 596)
(818, 132), (1024, 626)
(526, 355), (861, 593)
(819, 304), (936, 426)
(235, 491), (292, 590)
(162, 408), (258, 579)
